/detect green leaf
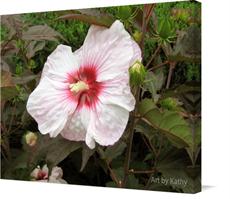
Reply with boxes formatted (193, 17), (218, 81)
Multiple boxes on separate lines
(26, 41), (46, 59)
(157, 157), (201, 193)
(169, 25), (201, 62)
(158, 19), (173, 39)
(144, 153), (154, 161)
(1, 70), (19, 101)
(138, 99), (193, 148)
(13, 74), (39, 85)
(185, 119), (201, 165)
(137, 98), (156, 116)
(159, 97), (183, 111)
(144, 69), (164, 101)
(80, 144), (95, 172)
(45, 136), (82, 168)
(59, 13), (115, 27)
(106, 167), (140, 189)
(1, 15), (23, 39)
(135, 120), (156, 141)
(161, 83), (201, 99)
(155, 19), (176, 44)
(2, 151), (29, 180)
(104, 141), (127, 163)
(22, 25), (66, 42)
(1, 87), (18, 101)
(28, 135), (82, 169)
(117, 6), (132, 21)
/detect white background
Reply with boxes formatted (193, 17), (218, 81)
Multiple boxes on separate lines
(1, 0), (230, 198)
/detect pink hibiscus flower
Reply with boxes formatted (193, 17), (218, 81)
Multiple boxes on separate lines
(31, 165), (67, 184)
(27, 20), (141, 149)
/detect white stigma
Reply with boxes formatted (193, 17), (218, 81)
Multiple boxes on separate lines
(69, 81), (89, 93)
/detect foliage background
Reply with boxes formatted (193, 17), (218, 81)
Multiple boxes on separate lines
(0, 1), (201, 193)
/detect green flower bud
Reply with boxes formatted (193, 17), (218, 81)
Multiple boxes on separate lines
(160, 97), (182, 111)
(129, 61), (146, 86)
(25, 131), (38, 147)
(133, 30), (142, 43)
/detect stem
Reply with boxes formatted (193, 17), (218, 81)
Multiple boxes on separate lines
(140, 8), (148, 53)
(144, 5), (155, 26)
(106, 160), (122, 187)
(6, 106), (15, 135)
(1, 136), (12, 161)
(147, 60), (169, 72)
(122, 87), (140, 187)
(146, 45), (161, 68)
(1, 150), (9, 163)
(96, 148), (121, 187)
(141, 135), (157, 156)
(166, 62), (176, 89)
(122, 109), (136, 186)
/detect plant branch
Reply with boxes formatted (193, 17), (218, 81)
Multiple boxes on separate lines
(146, 45), (161, 68)
(96, 147), (122, 187)
(148, 60), (169, 72)
(106, 160), (122, 187)
(140, 5), (154, 53)
(122, 87), (140, 187)
(166, 62), (176, 89)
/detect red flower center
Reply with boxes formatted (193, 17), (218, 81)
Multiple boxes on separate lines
(37, 171), (48, 180)
(67, 66), (104, 110)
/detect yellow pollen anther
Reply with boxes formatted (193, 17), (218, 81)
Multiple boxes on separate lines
(69, 81), (89, 93)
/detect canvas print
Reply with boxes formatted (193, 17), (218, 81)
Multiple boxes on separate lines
(0, 0), (201, 193)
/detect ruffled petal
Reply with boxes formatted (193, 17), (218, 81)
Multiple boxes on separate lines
(78, 20), (137, 81)
(42, 44), (79, 82)
(30, 167), (40, 179)
(61, 107), (90, 141)
(99, 72), (135, 112)
(50, 167), (63, 179)
(130, 39), (142, 66)
(85, 132), (95, 149)
(87, 103), (129, 146)
(41, 165), (49, 176)
(27, 76), (77, 137)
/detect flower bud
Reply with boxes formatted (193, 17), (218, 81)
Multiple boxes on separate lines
(160, 97), (182, 111)
(25, 131), (38, 147)
(132, 30), (142, 43)
(129, 60), (146, 86)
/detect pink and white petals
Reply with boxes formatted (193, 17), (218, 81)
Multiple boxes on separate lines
(27, 76), (76, 137)
(99, 74), (136, 112)
(31, 165), (67, 184)
(88, 104), (129, 146)
(30, 165), (49, 181)
(61, 108), (89, 142)
(130, 39), (142, 66)
(80, 20), (135, 82)
(27, 20), (142, 149)
(49, 166), (67, 184)
(42, 45), (79, 82)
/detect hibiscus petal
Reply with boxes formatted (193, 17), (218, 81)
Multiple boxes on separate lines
(130, 39), (142, 66)
(61, 107), (90, 141)
(85, 132), (96, 149)
(99, 73), (135, 112)
(27, 76), (76, 137)
(87, 104), (129, 146)
(78, 20), (137, 81)
(42, 44), (79, 82)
